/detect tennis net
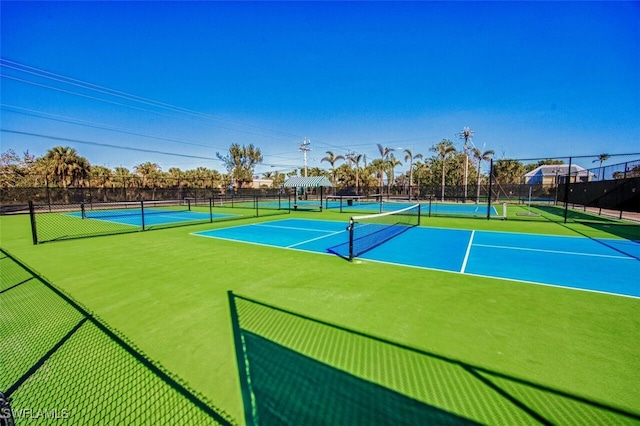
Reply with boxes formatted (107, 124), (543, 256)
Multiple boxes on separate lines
(348, 203), (421, 260)
(325, 194), (382, 213)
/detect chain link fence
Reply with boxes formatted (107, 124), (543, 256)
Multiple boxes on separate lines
(1, 249), (235, 425)
(28, 195), (291, 244)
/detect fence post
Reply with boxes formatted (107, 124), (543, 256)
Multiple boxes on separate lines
(29, 201), (38, 245)
(227, 291), (258, 426)
(140, 200), (146, 231)
(563, 157), (572, 223)
(487, 158), (493, 220)
(46, 177), (52, 212)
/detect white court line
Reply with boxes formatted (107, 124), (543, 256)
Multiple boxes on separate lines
(190, 225), (639, 299)
(352, 256), (640, 300)
(255, 223), (339, 234)
(77, 215), (139, 227)
(287, 228), (348, 248)
(474, 243), (634, 260)
(460, 230), (475, 273)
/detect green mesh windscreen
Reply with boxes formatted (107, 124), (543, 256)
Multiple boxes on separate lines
(228, 292), (640, 425)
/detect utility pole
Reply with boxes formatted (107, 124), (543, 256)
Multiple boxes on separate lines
(345, 149), (355, 166)
(299, 138), (311, 177)
(458, 127), (474, 202)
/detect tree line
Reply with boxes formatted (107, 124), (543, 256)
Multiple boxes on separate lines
(0, 143), (269, 191)
(1, 140), (585, 197)
(312, 141), (571, 198)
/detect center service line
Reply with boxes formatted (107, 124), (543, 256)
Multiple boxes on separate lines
(287, 229), (347, 248)
(460, 230), (475, 273)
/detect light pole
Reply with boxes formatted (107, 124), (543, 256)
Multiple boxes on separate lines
(298, 138), (311, 199)
(299, 138), (311, 177)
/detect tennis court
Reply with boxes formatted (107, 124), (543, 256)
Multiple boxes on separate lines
(324, 195), (503, 217)
(28, 196), (290, 243)
(68, 208), (232, 227)
(65, 199), (240, 229)
(3, 208), (640, 424)
(193, 218), (640, 298)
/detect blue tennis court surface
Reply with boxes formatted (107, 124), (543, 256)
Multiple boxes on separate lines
(192, 218), (640, 298)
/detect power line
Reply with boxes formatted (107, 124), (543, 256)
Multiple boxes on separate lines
(1, 59), (439, 167)
(0, 129), (219, 161)
(1, 58), (304, 140)
(512, 153), (640, 162)
(2, 73), (276, 140)
(1, 59), (453, 169)
(1, 104), (220, 150)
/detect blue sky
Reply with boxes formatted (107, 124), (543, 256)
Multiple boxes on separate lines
(1, 1), (639, 176)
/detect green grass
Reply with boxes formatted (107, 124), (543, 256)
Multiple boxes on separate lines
(1, 210), (639, 424)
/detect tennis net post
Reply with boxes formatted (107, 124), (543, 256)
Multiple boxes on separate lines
(348, 217), (355, 261)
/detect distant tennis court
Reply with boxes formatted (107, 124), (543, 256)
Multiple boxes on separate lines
(28, 196), (290, 243)
(324, 195), (503, 218)
(193, 218), (640, 298)
(67, 200), (236, 227)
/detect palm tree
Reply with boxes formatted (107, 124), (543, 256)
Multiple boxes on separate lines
(167, 167), (184, 188)
(433, 140), (456, 201)
(413, 159), (435, 195)
(593, 153), (610, 181)
(369, 158), (386, 195)
(472, 147), (495, 203)
(89, 165), (115, 201)
(190, 166), (221, 188)
(320, 151), (345, 193)
(272, 171), (286, 187)
(350, 153), (363, 194)
(376, 144), (394, 194)
(403, 148), (423, 199)
(113, 167), (134, 199)
(134, 162), (161, 188)
(42, 146), (91, 188)
(134, 162), (162, 199)
(306, 167), (328, 177)
(387, 153), (402, 197)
